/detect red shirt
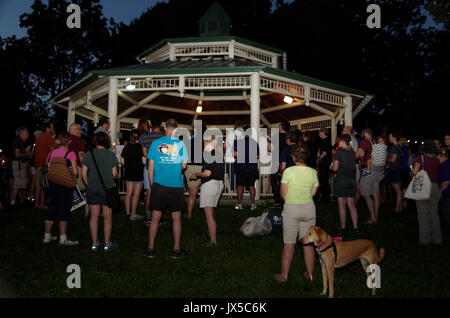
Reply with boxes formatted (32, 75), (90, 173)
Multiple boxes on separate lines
(359, 139), (372, 166)
(69, 135), (86, 167)
(34, 133), (56, 168)
(414, 155), (440, 183)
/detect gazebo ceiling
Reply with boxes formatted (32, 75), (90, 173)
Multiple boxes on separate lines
(89, 91), (342, 122)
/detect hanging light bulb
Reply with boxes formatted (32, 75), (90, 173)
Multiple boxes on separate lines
(283, 96), (294, 104)
(196, 100), (203, 113)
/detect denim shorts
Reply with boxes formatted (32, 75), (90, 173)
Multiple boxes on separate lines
(143, 166), (151, 190)
(389, 168), (402, 185)
(86, 183), (108, 206)
(126, 180), (143, 185)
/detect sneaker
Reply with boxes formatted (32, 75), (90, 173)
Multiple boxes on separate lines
(104, 242), (118, 251)
(250, 203), (257, 211)
(234, 204), (243, 210)
(42, 236), (58, 244)
(362, 169), (372, 177)
(171, 249), (189, 259)
(91, 242), (104, 251)
(130, 214), (144, 221)
(144, 219), (164, 227)
(143, 248), (155, 258)
(59, 239), (79, 246)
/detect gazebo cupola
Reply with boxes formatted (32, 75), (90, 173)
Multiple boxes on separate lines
(136, 3), (285, 69)
(198, 1), (231, 37)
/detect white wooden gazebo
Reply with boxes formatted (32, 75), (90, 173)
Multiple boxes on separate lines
(50, 2), (373, 198)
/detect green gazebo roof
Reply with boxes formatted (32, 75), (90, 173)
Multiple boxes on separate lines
(52, 59), (368, 102)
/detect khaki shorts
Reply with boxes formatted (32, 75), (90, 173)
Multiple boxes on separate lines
(360, 166), (382, 196)
(199, 180), (223, 208)
(185, 165), (202, 188)
(13, 161), (29, 189)
(282, 203), (316, 244)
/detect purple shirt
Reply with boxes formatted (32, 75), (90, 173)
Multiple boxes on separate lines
(438, 160), (450, 198)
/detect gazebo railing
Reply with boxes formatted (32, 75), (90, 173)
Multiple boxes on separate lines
(142, 41), (280, 67)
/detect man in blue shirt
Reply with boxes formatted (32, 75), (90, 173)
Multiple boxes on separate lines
(144, 119), (189, 259)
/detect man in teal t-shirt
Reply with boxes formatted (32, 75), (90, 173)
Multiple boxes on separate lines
(148, 132), (188, 188)
(144, 119), (189, 260)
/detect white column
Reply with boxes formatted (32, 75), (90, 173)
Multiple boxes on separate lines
(228, 40), (235, 59)
(344, 95), (353, 127)
(250, 72), (261, 201)
(67, 100), (75, 130)
(93, 112), (99, 125)
(108, 78), (118, 146)
(169, 43), (175, 62)
(331, 116), (337, 145)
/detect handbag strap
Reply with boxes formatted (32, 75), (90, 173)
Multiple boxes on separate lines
(421, 155), (425, 171)
(47, 150), (54, 164)
(90, 149), (108, 192)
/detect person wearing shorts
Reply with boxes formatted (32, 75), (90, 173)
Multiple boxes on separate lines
(189, 137), (224, 246)
(82, 132), (119, 251)
(332, 135), (359, 231)
(11, 127), (33, 207)
(357, 128), (380, 225)
(121, 129), (145, 221)
(275, 144), (319, 283)
(140, 118), (163, 221)
(233, 127), (259, 211)
(184, 126), (206, 219)
(387, 132), (405, 212)
(144, 119), (189, 259)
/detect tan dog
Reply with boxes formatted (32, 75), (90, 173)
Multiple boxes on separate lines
(301, 226), (385, 298)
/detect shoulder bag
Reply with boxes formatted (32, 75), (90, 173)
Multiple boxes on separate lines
(404, 155), (432, 200)
(90, 149), (121, 213)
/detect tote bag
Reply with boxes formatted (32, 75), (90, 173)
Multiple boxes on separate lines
(46, 150), (77, 188)
(404, 155), (432, 200)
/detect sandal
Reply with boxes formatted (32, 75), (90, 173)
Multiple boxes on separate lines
(363, 219), (377, 225)
(304, 272), (313, 282)
(274, 273), (288, 283)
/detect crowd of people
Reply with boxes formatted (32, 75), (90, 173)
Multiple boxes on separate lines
(1, 118), (449, 268)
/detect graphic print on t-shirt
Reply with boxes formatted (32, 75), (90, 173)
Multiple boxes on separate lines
(158, 143), (178, 158)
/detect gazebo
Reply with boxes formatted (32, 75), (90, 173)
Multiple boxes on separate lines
(50, 2), (373, 198)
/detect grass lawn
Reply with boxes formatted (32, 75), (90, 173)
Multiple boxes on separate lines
(1, 199), (450, 298)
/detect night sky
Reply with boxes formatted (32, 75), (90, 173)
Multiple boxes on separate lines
(0, 0), (167, 38)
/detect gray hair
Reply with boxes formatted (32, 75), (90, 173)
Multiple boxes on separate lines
(69, 123), (81, 134)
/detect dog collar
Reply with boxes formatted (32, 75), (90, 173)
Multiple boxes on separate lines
(315, 239), (338, 263)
